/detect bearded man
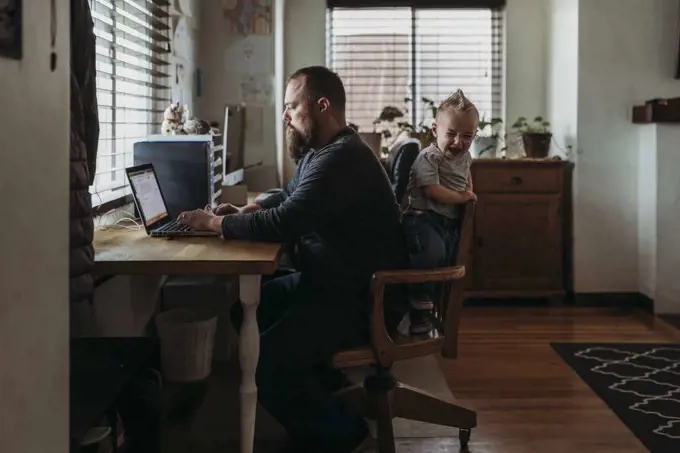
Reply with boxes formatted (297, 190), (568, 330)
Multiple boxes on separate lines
(178, 66), (407, 452)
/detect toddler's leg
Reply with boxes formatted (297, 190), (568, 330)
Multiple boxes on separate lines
(402, 214), (447, 334)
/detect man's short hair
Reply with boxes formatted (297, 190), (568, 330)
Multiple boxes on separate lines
(288, 66), (346, 113)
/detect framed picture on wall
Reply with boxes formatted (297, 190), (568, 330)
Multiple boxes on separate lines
(0, 0), (22, 60)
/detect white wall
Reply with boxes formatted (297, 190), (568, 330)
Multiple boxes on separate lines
(574, 0), (680, 292)
(170, 8), (199, 116)
(196, 0), (279, 191)
(504, 0), (548, 125)
(653, 125), (680, 313)
(637, 125), (657, 299)
(546, 0), (579, 156)
(281, 0), (327, 182)
(0, 1), (70, 452)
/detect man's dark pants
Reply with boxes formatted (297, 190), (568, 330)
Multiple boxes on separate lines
(230, 271), (370, 451)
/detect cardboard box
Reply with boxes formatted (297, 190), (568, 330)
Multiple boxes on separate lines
(220, 184), (249, 206)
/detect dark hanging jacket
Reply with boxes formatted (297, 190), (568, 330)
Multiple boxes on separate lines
(70, 0), (99, 304)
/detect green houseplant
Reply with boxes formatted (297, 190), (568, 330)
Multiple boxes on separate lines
(512, 116), (552, 158)
(373, 97), (437, 152)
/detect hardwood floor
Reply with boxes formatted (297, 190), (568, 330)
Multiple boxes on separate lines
(437, 305), (680, 453)
(161, 305), (680, 452)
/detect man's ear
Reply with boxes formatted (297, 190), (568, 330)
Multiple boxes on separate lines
(317, 97), (330, 113)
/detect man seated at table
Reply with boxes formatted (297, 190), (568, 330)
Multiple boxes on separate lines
(177, 65), (408, 453)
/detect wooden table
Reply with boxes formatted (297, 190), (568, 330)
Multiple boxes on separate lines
(93, 228), (283, 453)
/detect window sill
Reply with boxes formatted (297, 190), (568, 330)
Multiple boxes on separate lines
(93, 194), (133, 216)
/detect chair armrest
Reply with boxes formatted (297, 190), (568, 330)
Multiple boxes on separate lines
(367, 265), (467, 367)
(371, 265), (466, 288)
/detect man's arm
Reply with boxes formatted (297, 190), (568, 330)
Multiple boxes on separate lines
(255, 159), (303, 210)
(220, 151), (348, 242)
(213, 160), (303, 215)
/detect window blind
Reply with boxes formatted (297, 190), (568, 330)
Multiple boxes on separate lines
(326, 6), (504, 140)
(90, 0), (172, 208)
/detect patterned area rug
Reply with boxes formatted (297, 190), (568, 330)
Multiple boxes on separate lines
(552, 343), (680, 453)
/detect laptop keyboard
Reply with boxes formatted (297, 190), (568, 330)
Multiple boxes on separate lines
(156, 220), (192, 233)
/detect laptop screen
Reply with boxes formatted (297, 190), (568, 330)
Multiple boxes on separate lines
(128, 167), (169, 227)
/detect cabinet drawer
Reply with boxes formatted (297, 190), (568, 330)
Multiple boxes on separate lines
(473, 166), (562, 193)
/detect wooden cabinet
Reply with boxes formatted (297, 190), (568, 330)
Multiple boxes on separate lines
(467, 160), (573, 301)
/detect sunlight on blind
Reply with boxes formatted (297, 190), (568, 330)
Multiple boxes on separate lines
(327, 7), (503, 136)
(90, 0), (171, 208)
(327, 8), (412, 134)
(415, 9), (502, 125)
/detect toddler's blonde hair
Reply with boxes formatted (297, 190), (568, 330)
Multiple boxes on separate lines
(436, 89), (479, 121)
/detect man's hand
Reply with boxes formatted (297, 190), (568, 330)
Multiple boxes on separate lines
(177, 209), (222, 233)
(205, 202), (263, 215)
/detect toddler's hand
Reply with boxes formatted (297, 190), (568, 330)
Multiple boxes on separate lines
(465, 190), (477, 202)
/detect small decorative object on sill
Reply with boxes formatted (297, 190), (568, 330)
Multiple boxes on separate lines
(183, 118), (211, 135)
(161, 102), (185, 135)
(511, 116), (552, 159)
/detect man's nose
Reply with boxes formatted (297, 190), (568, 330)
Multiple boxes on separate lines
(282, 110), (290, 123)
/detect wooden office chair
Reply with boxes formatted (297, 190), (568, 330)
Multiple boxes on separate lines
(332, 145), (476, 452)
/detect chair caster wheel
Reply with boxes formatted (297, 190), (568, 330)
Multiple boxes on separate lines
(459, 428), (471, 449)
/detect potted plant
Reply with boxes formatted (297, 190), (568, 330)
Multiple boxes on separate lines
(471, 116), (503, 158)
(373, 97), (437, 154)
(512, 116), (552, 158)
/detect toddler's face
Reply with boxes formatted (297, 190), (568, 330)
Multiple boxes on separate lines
(432, 110), (478, 155)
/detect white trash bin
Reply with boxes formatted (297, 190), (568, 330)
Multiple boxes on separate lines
(155, 308), (218, 382)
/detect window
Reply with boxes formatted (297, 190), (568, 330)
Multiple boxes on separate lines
(326, 6), (504, 139)
(90, 0), (172, 208)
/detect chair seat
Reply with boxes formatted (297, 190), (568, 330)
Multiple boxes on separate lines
(332, 329), (444, 369)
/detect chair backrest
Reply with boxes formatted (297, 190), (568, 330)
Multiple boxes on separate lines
(386, 138), (421, 207)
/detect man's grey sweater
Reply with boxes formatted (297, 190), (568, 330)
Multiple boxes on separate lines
(221, 127), (408, 292)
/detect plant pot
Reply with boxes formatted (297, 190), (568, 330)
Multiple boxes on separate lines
(521, 132), (552, 158)
(470, 136), (498, 158)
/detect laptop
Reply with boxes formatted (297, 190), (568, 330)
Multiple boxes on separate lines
(126, 163), (219, 237)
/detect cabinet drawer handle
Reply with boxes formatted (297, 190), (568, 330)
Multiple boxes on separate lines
(510, 176), (523, 185)
(476, 237), (483, 247)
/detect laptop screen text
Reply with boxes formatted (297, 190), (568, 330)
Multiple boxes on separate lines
(128, 168), (169, 227)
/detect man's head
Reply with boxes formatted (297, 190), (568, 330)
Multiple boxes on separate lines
(432, 89), (479, 155)
(282, 66), (346, 160)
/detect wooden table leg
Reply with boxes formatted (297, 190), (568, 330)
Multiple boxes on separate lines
(239, 274), (261, 453)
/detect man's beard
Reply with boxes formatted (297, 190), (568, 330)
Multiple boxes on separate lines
(286, 117), (317, 162)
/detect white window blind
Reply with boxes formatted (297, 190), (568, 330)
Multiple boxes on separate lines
(90, 0), (172, 208)
(326, 6), (503, 137)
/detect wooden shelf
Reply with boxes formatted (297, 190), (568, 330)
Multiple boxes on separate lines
(633, 98), (680, 124)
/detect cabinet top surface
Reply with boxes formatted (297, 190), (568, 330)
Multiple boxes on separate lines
(472, 158), (573, 167)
